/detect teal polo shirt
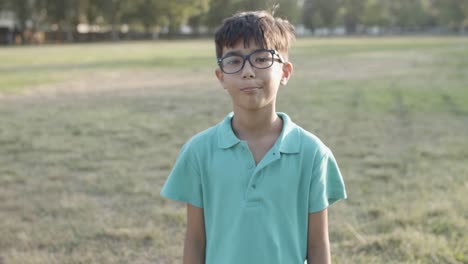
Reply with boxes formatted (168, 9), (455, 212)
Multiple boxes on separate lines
(160, 112), (346, 264)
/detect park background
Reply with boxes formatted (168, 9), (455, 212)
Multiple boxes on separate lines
(1, 0), (468, 263)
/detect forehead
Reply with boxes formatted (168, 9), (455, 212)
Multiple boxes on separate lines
(221, 38), (266, 55)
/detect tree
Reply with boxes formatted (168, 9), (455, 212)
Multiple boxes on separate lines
(81, 0), (100, 25)
(274, 0), (301, 25)
(151, 0), (210, 37)
(9, 0), (33, 31)
(433, 0), (467, 32)
(42, 0), (80, 41)
(234, 0), (269, 11)
(127, 0), (165, 37)
(339, 0), (364, 34)
(205, 0), (237, 29)
(0, 0), (9, 9)
(302, 0), (340, 30)
(205, 0), (300, 29)
(302, 0), (316, 30)
(362, 0), (388, 27)
(99, 0), (124, 40)
(2, 0), (468, 42)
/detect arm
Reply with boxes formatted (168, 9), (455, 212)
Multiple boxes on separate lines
(183, 203), (206, 264)
(306, 208), (331, 264)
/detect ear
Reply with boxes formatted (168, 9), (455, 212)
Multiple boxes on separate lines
(280, 62), (293, 86)
(215, 68), (224, 84)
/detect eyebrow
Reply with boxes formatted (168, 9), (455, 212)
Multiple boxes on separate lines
(222, 51), (243, 57)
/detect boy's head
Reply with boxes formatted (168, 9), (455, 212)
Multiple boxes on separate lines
(214, 10), (295, 112)
(214, 10), (295, 60)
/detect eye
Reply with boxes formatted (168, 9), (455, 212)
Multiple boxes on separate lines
(252, 50), (273, 65)
(223, 57), (242, 65)
(255, 57), (269, 63)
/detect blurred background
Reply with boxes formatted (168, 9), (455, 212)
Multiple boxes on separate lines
(0, 1), (467, 264)
(0, 0), (467, 44)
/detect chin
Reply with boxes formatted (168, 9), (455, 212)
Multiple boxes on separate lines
(234, 99), (272, 111)
(242, 103), (267, 111)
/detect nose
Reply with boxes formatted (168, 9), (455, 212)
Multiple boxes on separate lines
(241, 59), (255, 79)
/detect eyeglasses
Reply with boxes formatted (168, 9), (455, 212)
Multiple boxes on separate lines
(217, 49), (285, 74)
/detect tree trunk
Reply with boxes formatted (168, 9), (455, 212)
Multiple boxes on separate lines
(111, 25), (119, 41)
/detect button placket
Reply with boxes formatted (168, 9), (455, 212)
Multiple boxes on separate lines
(240, 141), (257, 201)
(251, 151), (281, 189)
(248, 164), (257, 191)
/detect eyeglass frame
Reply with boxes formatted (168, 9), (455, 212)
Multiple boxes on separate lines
(217, 49), (286, 74)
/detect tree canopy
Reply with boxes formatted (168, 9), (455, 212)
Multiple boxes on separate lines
(1, 0), (466, 39)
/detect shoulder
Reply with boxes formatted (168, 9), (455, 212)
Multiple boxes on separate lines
(182, 123), (220, 151)
(179, 117), (228, 156)
(172, 123), (220, 170)
(284, 115), (330, 160)
(298, 127), (330, 156)
(183, 112), (235, 151)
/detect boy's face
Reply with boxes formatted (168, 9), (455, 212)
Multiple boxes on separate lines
(215, 39), (293, 112)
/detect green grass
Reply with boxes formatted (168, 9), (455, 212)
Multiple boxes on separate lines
(0, 40), (214, 66)
(0, 40), (215, 93)
(1, 37), (467, 263)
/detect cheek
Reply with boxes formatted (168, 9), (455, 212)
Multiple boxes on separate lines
(266, 72), (283, 86)
(223, 78), (240, 93)
(224, 75), (243, 87)
(268, 66), (284, 81)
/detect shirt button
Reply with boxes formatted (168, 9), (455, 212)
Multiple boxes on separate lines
(252, 184), (256, 189)
(248, 163), (255, 169)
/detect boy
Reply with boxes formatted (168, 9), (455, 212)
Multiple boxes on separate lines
(160, 10), (346, 264)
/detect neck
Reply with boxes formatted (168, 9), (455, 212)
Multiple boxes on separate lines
(231, 106), (282, 141)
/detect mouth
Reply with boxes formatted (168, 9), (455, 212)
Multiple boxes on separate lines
(240, 86), (260, 92)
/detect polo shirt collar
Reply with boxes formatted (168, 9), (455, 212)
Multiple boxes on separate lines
(276, 112), (300, 154)
(217, 112), (240, 149)
(217, 112), (300, 154)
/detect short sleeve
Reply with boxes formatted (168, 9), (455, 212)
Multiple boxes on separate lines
(160, 143), (203, 208)
(308, 148), (347, 213)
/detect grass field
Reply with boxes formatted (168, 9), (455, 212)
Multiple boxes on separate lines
(1, 37), (467, 263)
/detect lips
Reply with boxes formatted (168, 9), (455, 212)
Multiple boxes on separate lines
(240, 86), (260, 92)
